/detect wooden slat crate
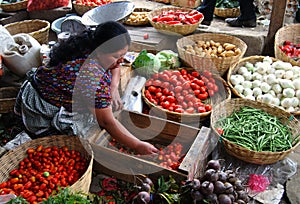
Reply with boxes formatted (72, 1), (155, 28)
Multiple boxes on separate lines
(0, 87), (19, 114)
(89, 110), (211, 183)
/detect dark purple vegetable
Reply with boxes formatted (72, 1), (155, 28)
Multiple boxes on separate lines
(141, 183), (151, 193)
(214, 181), (226, 194)
(200, 181), (214, 195)
(135, 191), (151, 204)
(191, 189), (204, 201)
(204, 169), (219, 182)
(218, 171), (228, 182)
(234, 179), (244, 191)
(224, 182), (234, 194)
(218, 194), (232, 204)
(206, 159), (222, 171)
(143, 177), (154, 188)
(206, 193), (218, 204)
(191, 178), (201, 190)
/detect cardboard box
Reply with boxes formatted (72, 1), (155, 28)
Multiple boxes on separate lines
(170, 0), (201, 8)
(89, 110), (212, 183)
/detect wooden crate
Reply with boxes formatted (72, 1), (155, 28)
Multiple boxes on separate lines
(90, 110), (212, 183)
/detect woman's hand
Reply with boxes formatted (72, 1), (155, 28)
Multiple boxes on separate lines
(111, 88), (123, 111)
(135, 141), (159, 155)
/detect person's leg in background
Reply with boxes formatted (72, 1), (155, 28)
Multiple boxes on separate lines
(197, 0), (217, 26)
(225, 0), (257, 27)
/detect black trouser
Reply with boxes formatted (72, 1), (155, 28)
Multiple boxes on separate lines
(197, 0), (256, 21)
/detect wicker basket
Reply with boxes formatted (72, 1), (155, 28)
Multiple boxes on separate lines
(4, 19), (50, 45)
(0, 135), (93, 194)
(274, 23), (300, 66)
(227, 55), (300, 115)
(142, 70), (231, 124)
(176, 33), (247, 77)
(0, 87), (19, 114)
(124, 8), (151, 26)
(0, 0), (28, 12)
(148, 7), (203, 36)
(72, 1), (97, 16)
(211, 98), (300, 164)
(214, 7), (240, 18)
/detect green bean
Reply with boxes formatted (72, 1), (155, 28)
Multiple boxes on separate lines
(215, 106), (294, 152)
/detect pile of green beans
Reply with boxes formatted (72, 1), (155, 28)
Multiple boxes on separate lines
(216, 106), (298, 152)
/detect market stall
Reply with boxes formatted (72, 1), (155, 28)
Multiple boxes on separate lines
(0, 0), (300, 203)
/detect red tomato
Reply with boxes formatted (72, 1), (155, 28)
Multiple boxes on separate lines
(148, 85), (157, 93)
(197, 92), (208, 100)
(205, 104), (212, 111)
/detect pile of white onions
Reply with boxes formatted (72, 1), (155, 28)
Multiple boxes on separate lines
(229, 56), (300, 112)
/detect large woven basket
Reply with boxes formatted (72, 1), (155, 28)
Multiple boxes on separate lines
(148, 7), (203, 36)
(72, 1), (97, 16)
(0, 0), (28, 12)
(227, 55), (300, 115)
(274, 23), (300, 66)
(0, 135), (93, 194)
(4, 19), (50, 45)
(176, 33), (247, 76)
(214, 7), (240, 18)
(0, 87), (19, 114)
(142, 70), (231, 124)
(211, 98), (300, 164)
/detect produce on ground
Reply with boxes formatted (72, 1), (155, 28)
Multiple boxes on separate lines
(215, 106), (298, 152)
(74, 0), (111, 6)
(144, 69), (218, 114)
(184, 40), (242, 58)
(278, 40), (300, 63)
(151, 9), (204, 25)
(229, 56), (300, 113)
(0, 145), (89, 203)
(182, 159), (250, 204)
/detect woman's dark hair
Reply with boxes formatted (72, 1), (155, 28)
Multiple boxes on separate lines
(49, 21), (131, 66)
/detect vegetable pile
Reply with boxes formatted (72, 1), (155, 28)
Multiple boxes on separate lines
(144, 69), (218, 114)
(74, 0), (111, 6)
(230, 56), (300, 112)
(0, 145), (89, 203)
(184, 40), (242, 58)
(1, 0), (24, 4)
(183, 159), (250, 204)
(215, 106), (297, 152)
(109, 138), (185, 170)
(278, 40), (300, 62)
(151, 9), (204, 25)
(216, 0), (240, 8)
(131, 49), (180, 79)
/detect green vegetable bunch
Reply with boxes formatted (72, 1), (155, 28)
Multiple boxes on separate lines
(216, 0), (239, 8)
(1, 0), (24, 4)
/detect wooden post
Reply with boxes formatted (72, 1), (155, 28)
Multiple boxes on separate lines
(262, 0), (287, 56)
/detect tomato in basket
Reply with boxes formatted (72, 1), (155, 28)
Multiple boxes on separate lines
(144, 69), (219, 114)
(0, 145), (89, 203)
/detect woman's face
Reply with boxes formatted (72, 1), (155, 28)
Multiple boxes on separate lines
(97, 45), (129, 70)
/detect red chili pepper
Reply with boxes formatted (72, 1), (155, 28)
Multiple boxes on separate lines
(164, 20), (182, 25)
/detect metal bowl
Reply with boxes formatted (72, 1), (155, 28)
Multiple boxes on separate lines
(81, 1), (135, 26)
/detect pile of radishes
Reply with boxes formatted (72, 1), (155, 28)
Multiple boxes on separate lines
(229, 56), (300, 113)
(185, 159), (250, 204)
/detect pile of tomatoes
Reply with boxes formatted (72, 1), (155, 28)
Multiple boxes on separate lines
(151, 9), (204, 25)
(278, 40), (300, 60)
(144, 69), (218, 114)
(0, 145), (89, 204)
(157, 142), (184, 170)
(74, 0), (111, 6)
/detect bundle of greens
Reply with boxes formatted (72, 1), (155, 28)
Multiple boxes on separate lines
(216, 0), (239, 8)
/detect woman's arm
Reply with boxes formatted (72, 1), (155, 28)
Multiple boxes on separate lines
(93, 106), (158, 155)
(110, 68), (123, 111)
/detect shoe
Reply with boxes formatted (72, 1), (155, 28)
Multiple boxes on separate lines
(201, 20), (211, 26)
(225, 17), (257, 28)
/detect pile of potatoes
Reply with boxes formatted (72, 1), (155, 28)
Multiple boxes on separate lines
(125, 11), (150, 25)
(184, 40), (242, 59)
